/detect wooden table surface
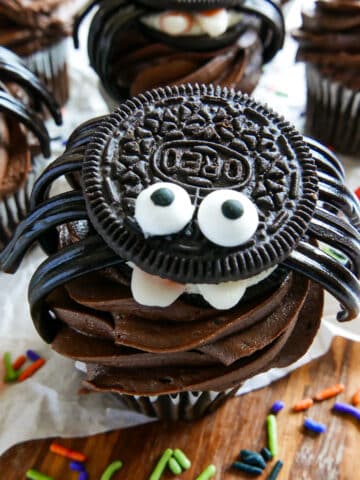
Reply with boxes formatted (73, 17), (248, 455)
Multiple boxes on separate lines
(1, 337), (359, 480)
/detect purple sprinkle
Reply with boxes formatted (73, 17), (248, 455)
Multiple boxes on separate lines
(26, 350), (41, 362)
(78, 471), (89, 480)
(304, 418), (327, 434)
(271, 401), (285, 414)
(70, 461), (86, 472)
(333, 402), (360, 421)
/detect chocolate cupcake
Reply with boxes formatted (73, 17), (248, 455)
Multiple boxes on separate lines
(293, 0), (360, 155)
(75, 0), (285, 108)
(1, 84), (359, 420)
(0, 0), (84, 108)
(0, 46), (61, 249)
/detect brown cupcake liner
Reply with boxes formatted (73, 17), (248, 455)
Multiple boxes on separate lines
(117, 387), (239, 421)
(0, 155), (45, 250)
(22, 39), (69, 109)
(305, 64), (360, 155)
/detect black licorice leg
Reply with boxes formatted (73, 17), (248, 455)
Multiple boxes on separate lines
(313, 208), (360, 242)
(73, 0), (102, 48)
(28, 235), (123, 343)
(283, 241), (360, 322)
(305, 136), (345, 180)
(96, 4), (145, 100)
(0, 191), (87, 273)
(309, 216), (360, 277)
(310, 149), (344, 183)
(65, 120), (107, 152)
(239, 0), (285, 62)
(88, 0), (128, 70)
(30, 154), (83, 209)
(0, 58), (62, 125)
(0, 91), (51, 157)
(318, 176), (360, 230)
(66, 115), (107, 150)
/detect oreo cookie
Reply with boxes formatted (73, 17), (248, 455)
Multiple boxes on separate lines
(83, 84), (318, 285)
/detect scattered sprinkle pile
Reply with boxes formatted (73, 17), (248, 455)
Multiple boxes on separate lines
(2, 350), (46, 385)
(20, 380), (360, 480)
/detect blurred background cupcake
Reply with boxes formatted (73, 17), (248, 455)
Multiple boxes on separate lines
(75, 0), (285, 109)
(0, 0), (85, 110)
(0, 47), (61, 250)
(293, 0), (360, 155)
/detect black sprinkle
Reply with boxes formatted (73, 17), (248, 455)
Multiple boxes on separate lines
(266, 460), (284, 480)
(240, 450), (266, 469)
(232, 461), (263, 475)
(260, 447), (273, 462)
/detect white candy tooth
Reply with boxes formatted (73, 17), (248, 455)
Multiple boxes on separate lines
(160, 12), (193, 36)
(197, 280), (247, 310)
(131, 266), (185, 307)
(245, 266), (277, 288)
(197, 9), (229, 37)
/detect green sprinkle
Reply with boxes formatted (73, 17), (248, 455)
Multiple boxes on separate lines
(275, 91), (288, 98)
(100, 460), (123, 480)
(4, 371), (20, 383)
(149, 448), (173, 480)
(26, 469), (53, 480)
(173, 449), (191, 470)
(267, 414), (278, 458)
(168, 457), (182, 475)
(195, 464), (217, 480)
(3, 352), (18, 382)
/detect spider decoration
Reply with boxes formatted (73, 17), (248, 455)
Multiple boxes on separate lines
(0, 47), (62, 155)
(74, 0), (285, 100)
(0, 84), (359, 345)
(0, 46), (61, 247)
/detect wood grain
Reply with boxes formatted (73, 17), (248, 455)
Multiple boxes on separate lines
(0, 337), (359, 480)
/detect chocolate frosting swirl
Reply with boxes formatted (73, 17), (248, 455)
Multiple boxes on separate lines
(293, 0), (360, 88)
(0, 0), (84, 56)
(0, 114), (31, 199)
(48, 225), (324, 394)
(109, 23), (263, 97)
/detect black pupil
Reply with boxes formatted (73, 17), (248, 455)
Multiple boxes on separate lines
(151, 187), (175, 207)
(221, 199), (244, 220)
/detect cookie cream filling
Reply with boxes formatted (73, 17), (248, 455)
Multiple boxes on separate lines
(130, 264), (277, 309)
(141, 9), (243, 37)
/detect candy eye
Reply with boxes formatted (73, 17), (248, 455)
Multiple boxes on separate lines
(197, 190), (259, 247)
(135, 182), (194, 236)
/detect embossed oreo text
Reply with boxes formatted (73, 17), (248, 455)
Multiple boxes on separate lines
(152, 140), (252, 190)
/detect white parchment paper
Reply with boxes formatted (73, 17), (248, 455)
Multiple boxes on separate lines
(0, 0), (359, 456)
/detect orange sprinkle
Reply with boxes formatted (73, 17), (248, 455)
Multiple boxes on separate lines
(201, 8), (224, 16)
(314, 383), (345, 401)
(351, 388), (360, 406)
(18, 358), (45, 382)
(292, 398), (314, 412)
(12, 355), (26, 371)
(50, 442), (87, 462)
